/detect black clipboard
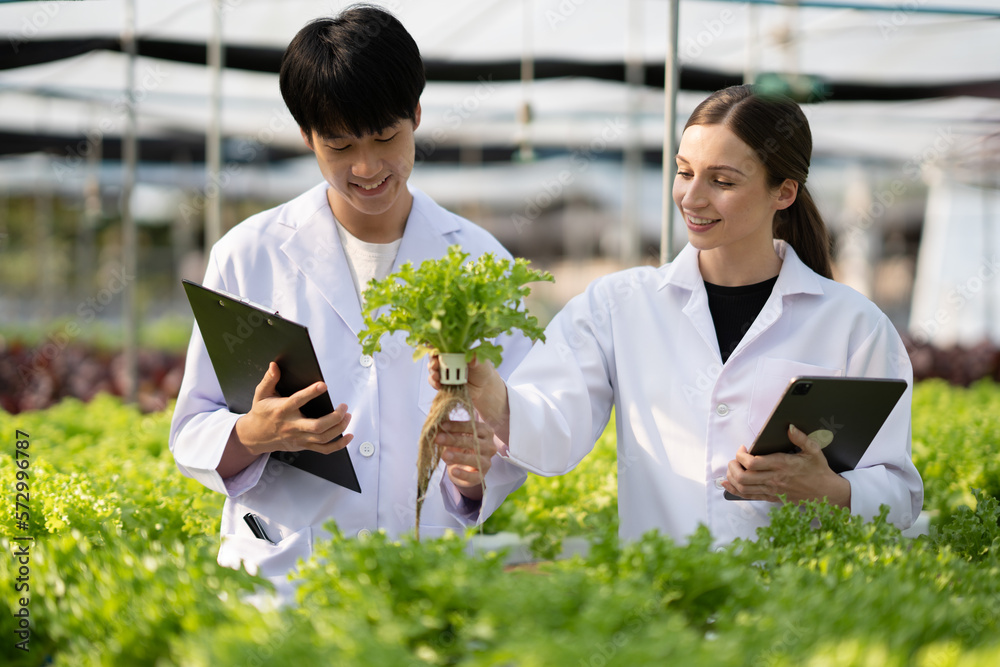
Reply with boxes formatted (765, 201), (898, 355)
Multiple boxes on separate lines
(182, 279), (361, 493)
(724, 376), (906, 501)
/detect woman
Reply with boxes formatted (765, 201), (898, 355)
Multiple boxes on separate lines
(433, 85), (922, 544)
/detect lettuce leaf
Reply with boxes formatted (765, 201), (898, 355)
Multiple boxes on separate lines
(358, 245), (553, 367)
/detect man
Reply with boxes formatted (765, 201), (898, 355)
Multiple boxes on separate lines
(169, 6), (529, 587)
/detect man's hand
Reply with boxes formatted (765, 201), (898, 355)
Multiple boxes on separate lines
(218, 362), (353, 478)
(435, 418), (497, 501)
(722, 424), (851, 507)
(236, 362), (353, 455)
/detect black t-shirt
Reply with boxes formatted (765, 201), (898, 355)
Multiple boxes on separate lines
(704, 276), (779, 364)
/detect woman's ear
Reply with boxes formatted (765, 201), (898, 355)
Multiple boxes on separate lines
(775, 178), (799, 211)
(413, 102), (422, 131)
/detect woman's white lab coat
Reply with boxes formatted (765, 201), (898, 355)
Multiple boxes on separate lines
(169, 182), (530, 579)
(502, 240), (923, 545)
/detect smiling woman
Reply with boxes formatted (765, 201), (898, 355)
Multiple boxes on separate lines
(673, 124), (796, 287)
(431, 83), (923, 548)
(678, 85), (832, 283)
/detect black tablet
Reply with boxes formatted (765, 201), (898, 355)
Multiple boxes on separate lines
(724, 376), (907, 501)
(182, 279), (361, 493)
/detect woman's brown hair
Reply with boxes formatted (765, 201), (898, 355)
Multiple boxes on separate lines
(684, 84), (833, 279)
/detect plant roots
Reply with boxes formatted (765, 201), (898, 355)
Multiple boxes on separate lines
(415, 383), (483, 539)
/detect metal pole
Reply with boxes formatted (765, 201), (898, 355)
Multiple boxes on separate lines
(783, 1), (800, 80)
(983, 140), (996, 343)
(660, 0), (680, 265)
(744, 2), (759, 85)
(0, 181), (7, 258)
(712, 0), (999, 18)
(205, 0), (224, 249)
(121, 0), (139, 404)
(622, 0), (643, 266)
(517, 0), (534, 162)
(78, 116), (102, 299)
(35, 170), (55, 322)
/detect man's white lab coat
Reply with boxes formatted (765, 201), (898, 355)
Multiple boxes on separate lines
(170, 182), (530, 579)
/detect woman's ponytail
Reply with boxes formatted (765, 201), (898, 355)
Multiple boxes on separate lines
(773, 184), (832, 279)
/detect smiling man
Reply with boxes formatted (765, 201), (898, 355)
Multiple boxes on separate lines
(169, 5), (530, 590)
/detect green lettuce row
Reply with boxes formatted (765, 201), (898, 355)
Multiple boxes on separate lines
(911, 379), (1000, 516)
(1, 383), (999, 665)
(1, 395), (219, 543)
(481, 412), (619, 559)
(2, 529), (261, 667)
(2, 500), (998, 666)
(2, 381), (999, 549)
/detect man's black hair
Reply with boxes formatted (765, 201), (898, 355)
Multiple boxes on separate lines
(279, 5), (425, 140)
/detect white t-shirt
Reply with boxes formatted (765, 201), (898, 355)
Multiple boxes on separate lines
(335, 220), (402, 303)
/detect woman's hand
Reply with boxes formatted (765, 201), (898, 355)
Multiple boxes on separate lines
(722, 424), (851, 507)
(435, 418), (497, 501)
(427, 354), (494, 402)
(427, 354), (512, 442)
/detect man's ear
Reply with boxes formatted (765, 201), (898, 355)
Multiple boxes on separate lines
(412, 102), (421, 131)
(300, 127), (315, 152)
(775, 178), (799, 211)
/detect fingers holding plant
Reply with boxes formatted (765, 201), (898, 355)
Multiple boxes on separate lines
(428, 353), (497, 401)
(436, 418), (497, 499)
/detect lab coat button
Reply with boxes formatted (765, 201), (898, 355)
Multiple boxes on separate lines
(714, 477), (726, 489)
(359, 354), (374, 368)
(359, 441), (376, 457)
(357, 528), (372, 539)
(716, 403), (730, 416)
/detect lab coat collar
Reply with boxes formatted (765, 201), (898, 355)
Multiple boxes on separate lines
(657, 239), (825, 298)
(393, 187), (460, 271)
(658, 239), (826, 362)
(277, 182), (459, 335)
(279, 182), (363, 333)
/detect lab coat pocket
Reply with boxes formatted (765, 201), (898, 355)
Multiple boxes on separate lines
(748, 358), (842, 434)
(218, 524), (313, 579)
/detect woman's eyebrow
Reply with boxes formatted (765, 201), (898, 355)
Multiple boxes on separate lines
(707, 165), (746, 176)
(675, 155), (746, 177)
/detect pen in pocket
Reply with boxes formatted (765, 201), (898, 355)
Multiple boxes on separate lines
(243, 513), (277, 544)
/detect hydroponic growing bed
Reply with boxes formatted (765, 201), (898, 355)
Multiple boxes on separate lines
(2, 380), (999, 666)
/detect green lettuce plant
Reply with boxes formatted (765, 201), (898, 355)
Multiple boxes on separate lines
(358, 245), (552, 366)
(358, 245), (553, 537)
